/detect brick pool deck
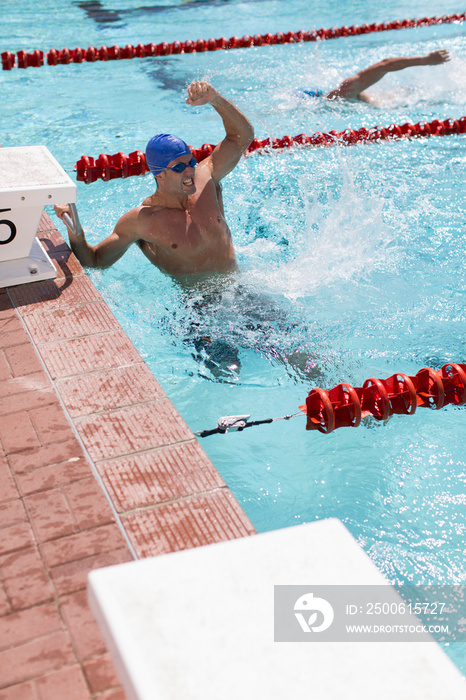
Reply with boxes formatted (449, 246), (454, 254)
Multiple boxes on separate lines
(0, 213), (256, 699)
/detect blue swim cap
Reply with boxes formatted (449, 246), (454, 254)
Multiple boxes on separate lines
(145, 133), (191, 174)
(297, 88), (325, 98)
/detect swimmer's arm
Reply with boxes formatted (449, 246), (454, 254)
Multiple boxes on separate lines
(326, 49), (450, 100)
(186, 81), (254, 181)
(54, 204), (139, 268)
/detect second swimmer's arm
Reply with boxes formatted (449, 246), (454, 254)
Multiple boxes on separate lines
(327, 49), (450, 100)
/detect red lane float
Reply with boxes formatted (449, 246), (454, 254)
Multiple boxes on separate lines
(75, 115), (466, 184)
(300, 364), (466, 433)
(2, 13), (465, 70)
(75, 151), (149, 184)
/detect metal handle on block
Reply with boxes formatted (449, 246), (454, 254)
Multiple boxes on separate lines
(62, 203), (80, 236)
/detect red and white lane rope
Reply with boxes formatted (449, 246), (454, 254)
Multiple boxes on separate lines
(197, 362), (466, 437)
(74, 115), (466, 184)
(2, 13), (464, 70)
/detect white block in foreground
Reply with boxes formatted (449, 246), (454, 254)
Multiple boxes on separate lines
(88, 519), (465, 700)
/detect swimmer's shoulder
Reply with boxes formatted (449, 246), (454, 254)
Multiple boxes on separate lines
(138, 197), (180, 219)
(123, 201), (184, 247)
(112, 203), (162, 243)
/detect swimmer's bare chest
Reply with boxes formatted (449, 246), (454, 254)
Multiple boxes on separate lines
(138, 180), (236, 275)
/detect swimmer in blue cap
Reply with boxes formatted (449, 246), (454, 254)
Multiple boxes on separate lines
(145, 133), (194, 176)
(299, 49), (450, 104)
(55, 80), (254, 278)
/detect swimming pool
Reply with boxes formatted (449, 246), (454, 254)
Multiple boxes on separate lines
(2, 0), (465, 670)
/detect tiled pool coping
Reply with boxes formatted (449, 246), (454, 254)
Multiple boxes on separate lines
(0, 213), (256, 699)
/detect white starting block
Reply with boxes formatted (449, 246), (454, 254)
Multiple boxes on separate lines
(0, 145), (76, 288)
(88, 520), (466, 700)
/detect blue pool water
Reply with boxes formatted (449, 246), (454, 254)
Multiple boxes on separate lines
(2, 0), (465, 669)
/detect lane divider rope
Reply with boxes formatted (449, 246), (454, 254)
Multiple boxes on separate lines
(300, 363), (466, 433)
(196, 363), (466, 436)
(75, 115), (466, 184)
(2, 13), (464, 70)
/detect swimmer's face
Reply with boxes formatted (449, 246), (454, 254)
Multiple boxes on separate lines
(159, 154), (197, 195)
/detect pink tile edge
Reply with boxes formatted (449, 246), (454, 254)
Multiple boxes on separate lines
(10, 215), (256, 552)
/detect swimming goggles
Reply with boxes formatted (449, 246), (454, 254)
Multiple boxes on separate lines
(166, 157), (197, 172)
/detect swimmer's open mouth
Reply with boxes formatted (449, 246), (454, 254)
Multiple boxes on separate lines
(183, 177), (194, 186)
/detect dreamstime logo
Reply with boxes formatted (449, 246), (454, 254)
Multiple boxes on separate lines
(294, 592), (334, 633)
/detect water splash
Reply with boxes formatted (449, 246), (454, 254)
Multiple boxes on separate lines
(245, 150), (394, 300)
